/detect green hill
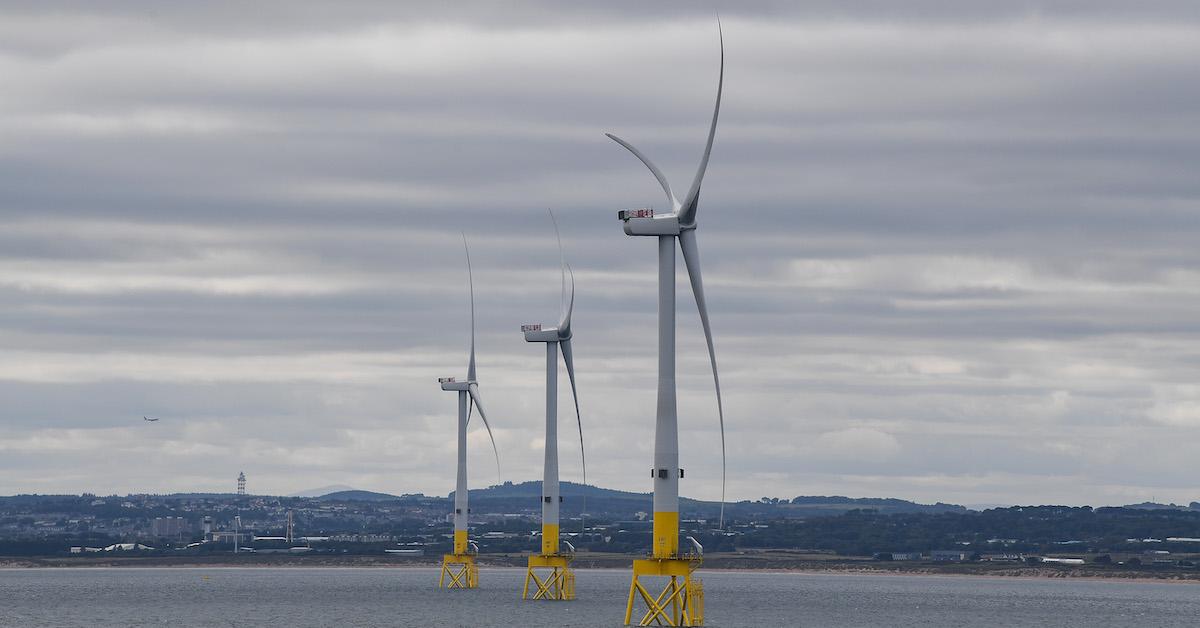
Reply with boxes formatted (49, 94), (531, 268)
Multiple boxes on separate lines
(451, 481), (965, 519)
(315, 489), (403, 502)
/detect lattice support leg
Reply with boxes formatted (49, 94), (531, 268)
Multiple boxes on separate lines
(523, 554), (575, 601)
(440, 554), (478, 589)
(625, 558), (704, 626)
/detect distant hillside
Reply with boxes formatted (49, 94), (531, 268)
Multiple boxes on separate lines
(788, 495), (967, 514)
(1123, 502), (1198, 511)
(315, 489), (401, 502)
(290, 485), (354, 498)
(0, 484), (967, 519)
(451, 481), (965, 519)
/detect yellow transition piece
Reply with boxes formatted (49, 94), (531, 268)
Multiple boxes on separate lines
(652, 511), (679, 558)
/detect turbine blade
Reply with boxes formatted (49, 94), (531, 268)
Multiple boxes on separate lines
(463, 234), (477, 381)
(466, 394), (474, 427)
(604, 133), (680, 211)
(678, 20), (724, 226)
(678, 229), (726, 528)
(549, 208), (566, 320)
(559, 338), (585, 491)
(559, 264), (575, 333)
(467, 383), (501, 483)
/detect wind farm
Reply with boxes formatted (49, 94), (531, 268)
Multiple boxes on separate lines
(423, 24), (729, 623)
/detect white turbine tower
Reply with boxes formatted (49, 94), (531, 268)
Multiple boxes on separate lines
(609, 23), (725, 627)
(521, 210), (585, 601)
(438, 234), (501, 590)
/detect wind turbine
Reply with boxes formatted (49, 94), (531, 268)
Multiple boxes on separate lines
(437, 234), (501, 590)
(609, 22), (726, 627)
(521, 210), (585, 601)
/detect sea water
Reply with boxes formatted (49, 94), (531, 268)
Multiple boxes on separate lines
(1, 567), (1198, 627)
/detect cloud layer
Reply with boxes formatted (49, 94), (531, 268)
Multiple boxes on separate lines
(2, 2), (1199, 506)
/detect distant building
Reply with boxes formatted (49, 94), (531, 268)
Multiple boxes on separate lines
(150, 516), (191, 538)
(873, 552), (921, 561)
(103, 543), (154, 552)
(931, 550), (970, 562)
(209, 530), (248, 544)
(1040, 557), (1085, 565)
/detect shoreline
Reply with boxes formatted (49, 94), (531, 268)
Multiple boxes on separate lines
(2, 554), (1197, 584)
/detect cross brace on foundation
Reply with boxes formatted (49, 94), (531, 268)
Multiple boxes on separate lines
(625, 557), (704, 626)
(523, 554), (575, 601)
(439, 553), (478, 589)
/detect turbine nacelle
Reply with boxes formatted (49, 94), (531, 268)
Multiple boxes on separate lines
(617, 209), (682, 237)
(439, 377), (471, 392)
(522, 323), (569, 343)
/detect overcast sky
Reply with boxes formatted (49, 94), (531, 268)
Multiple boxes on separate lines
(2, 1), (1200, 508)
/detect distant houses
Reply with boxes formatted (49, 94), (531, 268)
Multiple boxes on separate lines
(871, 551), (921, 561)
(1039, 557), (1086, 565)
(930, 550), (972, 562)
(872, 549), (975, 562)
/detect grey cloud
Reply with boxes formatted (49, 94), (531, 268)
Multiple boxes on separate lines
(1, 2), (1199, 506)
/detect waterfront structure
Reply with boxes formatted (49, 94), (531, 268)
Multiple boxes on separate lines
(437, 235), (501, 589)
(606, 23), (726, 626)
(931, 550), (971, 562)
(235, 472), (246, 554)
(521, 211), (585, 601)
(149, 516), (190, 539)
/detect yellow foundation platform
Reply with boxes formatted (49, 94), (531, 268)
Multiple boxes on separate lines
(523, 554), (575, 600)
(439, 553), (478, 589)
(624, 556), (704, 626)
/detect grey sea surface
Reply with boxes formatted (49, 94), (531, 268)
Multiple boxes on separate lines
(1, 566), (1198, 627)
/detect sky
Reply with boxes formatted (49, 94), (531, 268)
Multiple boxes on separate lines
(2, 1), (1200, 508)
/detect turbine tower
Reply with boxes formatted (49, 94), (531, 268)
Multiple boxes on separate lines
(521, 210), (585, 601)
(437, 235), (501, 590)
(608, 23), (726, 627)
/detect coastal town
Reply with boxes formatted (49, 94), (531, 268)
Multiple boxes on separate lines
(4, 482), (1199, 580)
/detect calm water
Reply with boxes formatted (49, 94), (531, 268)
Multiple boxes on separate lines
(1, 567), (1198, 627)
